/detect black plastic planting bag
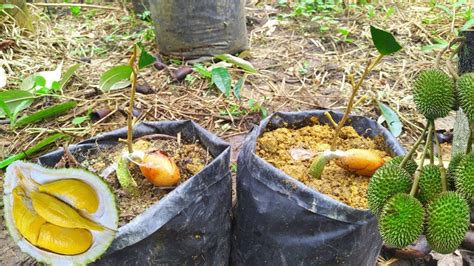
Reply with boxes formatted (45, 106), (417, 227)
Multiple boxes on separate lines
(37, 121), (231, 265)
(231, 110), (405, 265)
(149, 0), (248, 58)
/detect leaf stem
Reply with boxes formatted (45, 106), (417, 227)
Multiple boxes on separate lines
(127, 45), (138, 154)
(330, 53), (384, 151)
(399, 123), (428, 169)
(410, 122), (433, 197)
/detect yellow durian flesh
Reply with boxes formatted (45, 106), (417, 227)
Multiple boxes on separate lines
(30, 191), (104, 231)
(36, 224), (93, 255)
(12, 187), (46, 245)
(12, 187), (93, 255)
(38, 179), (99, 214)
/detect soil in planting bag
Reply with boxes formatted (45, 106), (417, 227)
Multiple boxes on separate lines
(231, 110), (405, 266)
(37, 120), (231, 265)
(149, 0), (248, 59)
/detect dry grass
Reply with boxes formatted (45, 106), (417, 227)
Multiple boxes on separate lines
(0, 1), (466, 163)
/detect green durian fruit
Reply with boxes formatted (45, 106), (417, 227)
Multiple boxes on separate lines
(457, 73), (474, 119)
(418, 165), (442, 204)
(455, 154), (474, 202)
(447, 154), (465, 191)
(379, 193), (424, 248)
(426, 192), (469, 254)
(413, 69), (455, 120)
(368, 165), (412, 215)
(386, 156), (418, 176)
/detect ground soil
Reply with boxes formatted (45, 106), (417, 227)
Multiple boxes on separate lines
(257, 123), (390, 209)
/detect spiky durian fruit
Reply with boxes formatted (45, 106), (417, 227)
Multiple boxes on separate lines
(455, 154), (474, 202)
(368, 165), (412, 215)
(426, 192), (469, 254)
(457, 73), (474, 119)
(418, 165), (442, 204)
(413, 69), (455, 120)
(447, 154), (465, 191)
(386, 156), (418, 176)
(379, 193), (424, 248)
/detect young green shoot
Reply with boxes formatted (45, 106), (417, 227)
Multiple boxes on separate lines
(309, 26), (402, 179)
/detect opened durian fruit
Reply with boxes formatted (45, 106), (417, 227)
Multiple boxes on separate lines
(3, 161), (118, 266)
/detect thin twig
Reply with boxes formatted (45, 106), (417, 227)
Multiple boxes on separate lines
(33, 3), (120, 11)
(410, 122), (433, 197)
(399, 123), (428, 169)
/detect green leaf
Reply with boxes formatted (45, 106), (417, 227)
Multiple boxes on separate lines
(0, 90), (34, 118)
(214, 54), (257, 73)
(15, 101), (77, 128)
(0, 100), (12, 120)
(99, 65), (132, 92)
(211, 67), (232, 97)
(70, 6), (81, 16)
(233, 78), (244, 100)
(421, 43), (448, 52)
(0, 133), (66, 169)
(461, 19), (474, 31)
(138, 48), (156, 69)
(435, 4), (453, 17)
(0, 4), (16, 11)
(193, 64), (212, 78)
(59, 64), (81, 91)
(377, 100), (402, 137)
(72, 116), (89, 125)
(370, 25), (402, 55)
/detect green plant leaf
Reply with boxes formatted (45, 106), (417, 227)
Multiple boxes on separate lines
(99, 65), (132, 92)
(0, 90), (34, 118)
(214, 54), (257, 73)
(72, 115), (89, 125)
(211, 67), (232, 97)
(138, 48), (156, 69)
(377, 100), (402, 137)
(370, 25), (402, 55)
(461, 19), (474, 31)
(0, 100), (12, 120)
(435, 4), (453, 17)
(233, 78), (244, 100)
(70, 6), (81, 16)
(59, 64), (81, 91)
(0, 133), (67, 169)
(14, 101), (77, 128)
(193, 64), (212, 78)
(0, 4), (16, 11)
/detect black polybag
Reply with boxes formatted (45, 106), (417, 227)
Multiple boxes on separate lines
(149, 0), (248, 59)
(38, 121), (231, 265)
(231, 111), (405, 265)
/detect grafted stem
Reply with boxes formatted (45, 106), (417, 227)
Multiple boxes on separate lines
(330, 54), (384, 151)
(127, 45), (139, 154)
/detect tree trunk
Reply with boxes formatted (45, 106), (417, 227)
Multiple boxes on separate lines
(452, 30), (474, 156)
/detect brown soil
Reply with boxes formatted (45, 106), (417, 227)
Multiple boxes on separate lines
(256, 123), (391, 209)
(76, 137), (211, 226)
